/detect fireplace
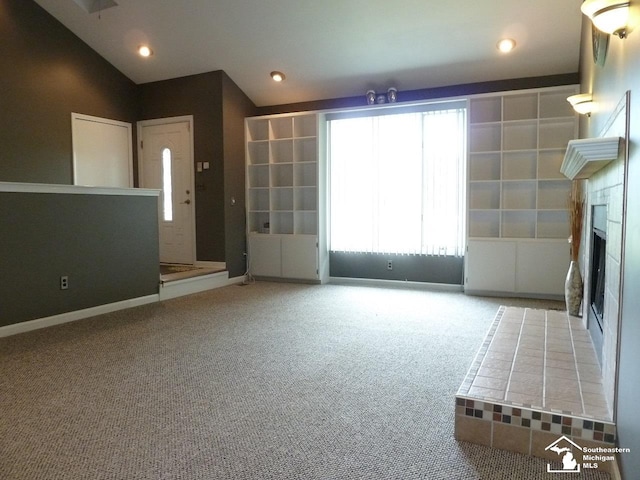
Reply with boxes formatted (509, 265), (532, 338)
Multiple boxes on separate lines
(588, 205), (607, 366)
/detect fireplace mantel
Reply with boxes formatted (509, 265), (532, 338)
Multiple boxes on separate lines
(560, 136), (621, 180)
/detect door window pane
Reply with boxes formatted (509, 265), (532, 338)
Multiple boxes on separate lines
(162, 147), (173, 222)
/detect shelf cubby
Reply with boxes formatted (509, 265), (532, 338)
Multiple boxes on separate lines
(248, 165), (270, 188)
(270, 212), (294, 234)
(539, 119), (576, 149)
(294, 162), (317, 187)
(503, 93), (538, 121)
(248, 211), (270, 234)
(270, 139), (294, 163)
(249, 188), (270, 211)
(247, 120), (269, 142)
(502, 151), (537, 180)
(503, 121), (537, 151)
(538, 150), (565, 179)
(537, 180), (571, 210)
(294, 187), (317, 211)
(502, 211), (536, 238)
(294, 115), (317, 138)
(470, 124), (501, 153)
(469, 153), (501, 181)
(294, 138), (317, 163)
(502, 182), (536, 210)
(270, 164), (293, 187)
(470, 97), (501, 123)
(540, 90), (576, 118)
(294, 212), (318, 235)
(469, 182), (500, 210)
(271, 188), (294, 211)
(247, 141), (269, 165)
(468, 210), (500, 238)
(269, 117), (293, 139)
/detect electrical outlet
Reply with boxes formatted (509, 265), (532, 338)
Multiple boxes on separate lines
(387, 260), (393, 271)
(60, 276), (69, 290)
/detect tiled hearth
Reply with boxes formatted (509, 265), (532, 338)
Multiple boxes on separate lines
(455, 306), (616, 471)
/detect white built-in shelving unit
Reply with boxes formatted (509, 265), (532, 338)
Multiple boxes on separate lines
(245, 113), (327, 282)
(466, 86), (579, 296)
(468, 86), (578, 240)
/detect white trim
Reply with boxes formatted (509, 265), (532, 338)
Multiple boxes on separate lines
(159, 272), (244, 300)
(138, 116), (197, 264)
(561, 136), (621, 179)
(0, 294), (159, 338)
(329, 276), (464, 292)
(0, 181), (159, 196)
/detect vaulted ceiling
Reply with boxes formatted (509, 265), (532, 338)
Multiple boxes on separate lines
(34, 0), (584, 107)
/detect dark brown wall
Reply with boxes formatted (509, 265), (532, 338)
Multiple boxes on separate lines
(138, 71), (257, 269)
(257, 73), (580, 116)
(138, 71), (226, 262)
(0, 191), (159, 326)
(0, 0), (138, 184)
(222, 73), (258, 276)
(578, 16), (640, 477)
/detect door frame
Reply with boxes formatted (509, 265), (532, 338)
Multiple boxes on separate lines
(137, 115), (197, 264)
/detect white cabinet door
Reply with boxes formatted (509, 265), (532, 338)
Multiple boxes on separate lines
(466, 240), (517, 292)
(249, 235), (282, 277)
(516, 241), (569, 295)
(282, 235), (318, 280)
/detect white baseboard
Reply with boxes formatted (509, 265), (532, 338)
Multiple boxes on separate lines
(159, 271), (244, 300)
(0, 294), (159, 338)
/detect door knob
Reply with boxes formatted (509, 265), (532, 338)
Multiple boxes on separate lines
(182, 199), (191, 205)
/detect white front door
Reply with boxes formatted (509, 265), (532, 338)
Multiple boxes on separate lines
(139, 118), (195, 264)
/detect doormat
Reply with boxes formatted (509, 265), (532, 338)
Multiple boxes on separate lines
(160, 264), (202, 275)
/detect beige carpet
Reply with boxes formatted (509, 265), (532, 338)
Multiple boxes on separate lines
(0, 282), (608, 479)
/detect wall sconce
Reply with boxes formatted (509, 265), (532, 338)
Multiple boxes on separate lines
(581, 0), (630, 38)
(567, 93), (595, 116)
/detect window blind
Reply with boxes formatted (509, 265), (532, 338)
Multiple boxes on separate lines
(329, 106), (467, 256)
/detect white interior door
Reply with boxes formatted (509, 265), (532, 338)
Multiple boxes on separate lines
(139, 118), (195, 264)
(72, 113), (133, 187)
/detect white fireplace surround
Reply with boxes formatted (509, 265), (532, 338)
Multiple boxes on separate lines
(564, 92), (629, 418)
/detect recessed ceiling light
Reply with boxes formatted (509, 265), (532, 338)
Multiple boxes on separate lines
(497, 38), (516, 53)
(270, 71), (286, 82)
(138, 45), (153, 57)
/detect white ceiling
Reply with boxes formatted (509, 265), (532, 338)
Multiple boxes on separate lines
(34, 0), (584, 107)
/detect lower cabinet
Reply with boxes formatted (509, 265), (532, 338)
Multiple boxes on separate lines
(465, 239), (570, 297)
(248, 233), (319, 281)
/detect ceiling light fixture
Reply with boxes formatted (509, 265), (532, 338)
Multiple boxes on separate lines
(270, 71), (285, 82)
(497, 38), (516, 53)
(581, 0), (630, 38)
(138, 45), (153, 57)
(365, 87), (399, 105)
(567, 93), (595, 116)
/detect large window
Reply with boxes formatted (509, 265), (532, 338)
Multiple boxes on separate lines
(329, 104), (466, 256)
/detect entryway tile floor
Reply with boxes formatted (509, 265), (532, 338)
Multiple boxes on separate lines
(461, 306), (610, 421)
(160, 264), (226, 283)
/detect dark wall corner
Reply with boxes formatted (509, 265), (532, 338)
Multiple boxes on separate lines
(221, 73), (258, 277)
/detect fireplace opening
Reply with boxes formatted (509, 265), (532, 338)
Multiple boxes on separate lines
(589, 205), (607, 366)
